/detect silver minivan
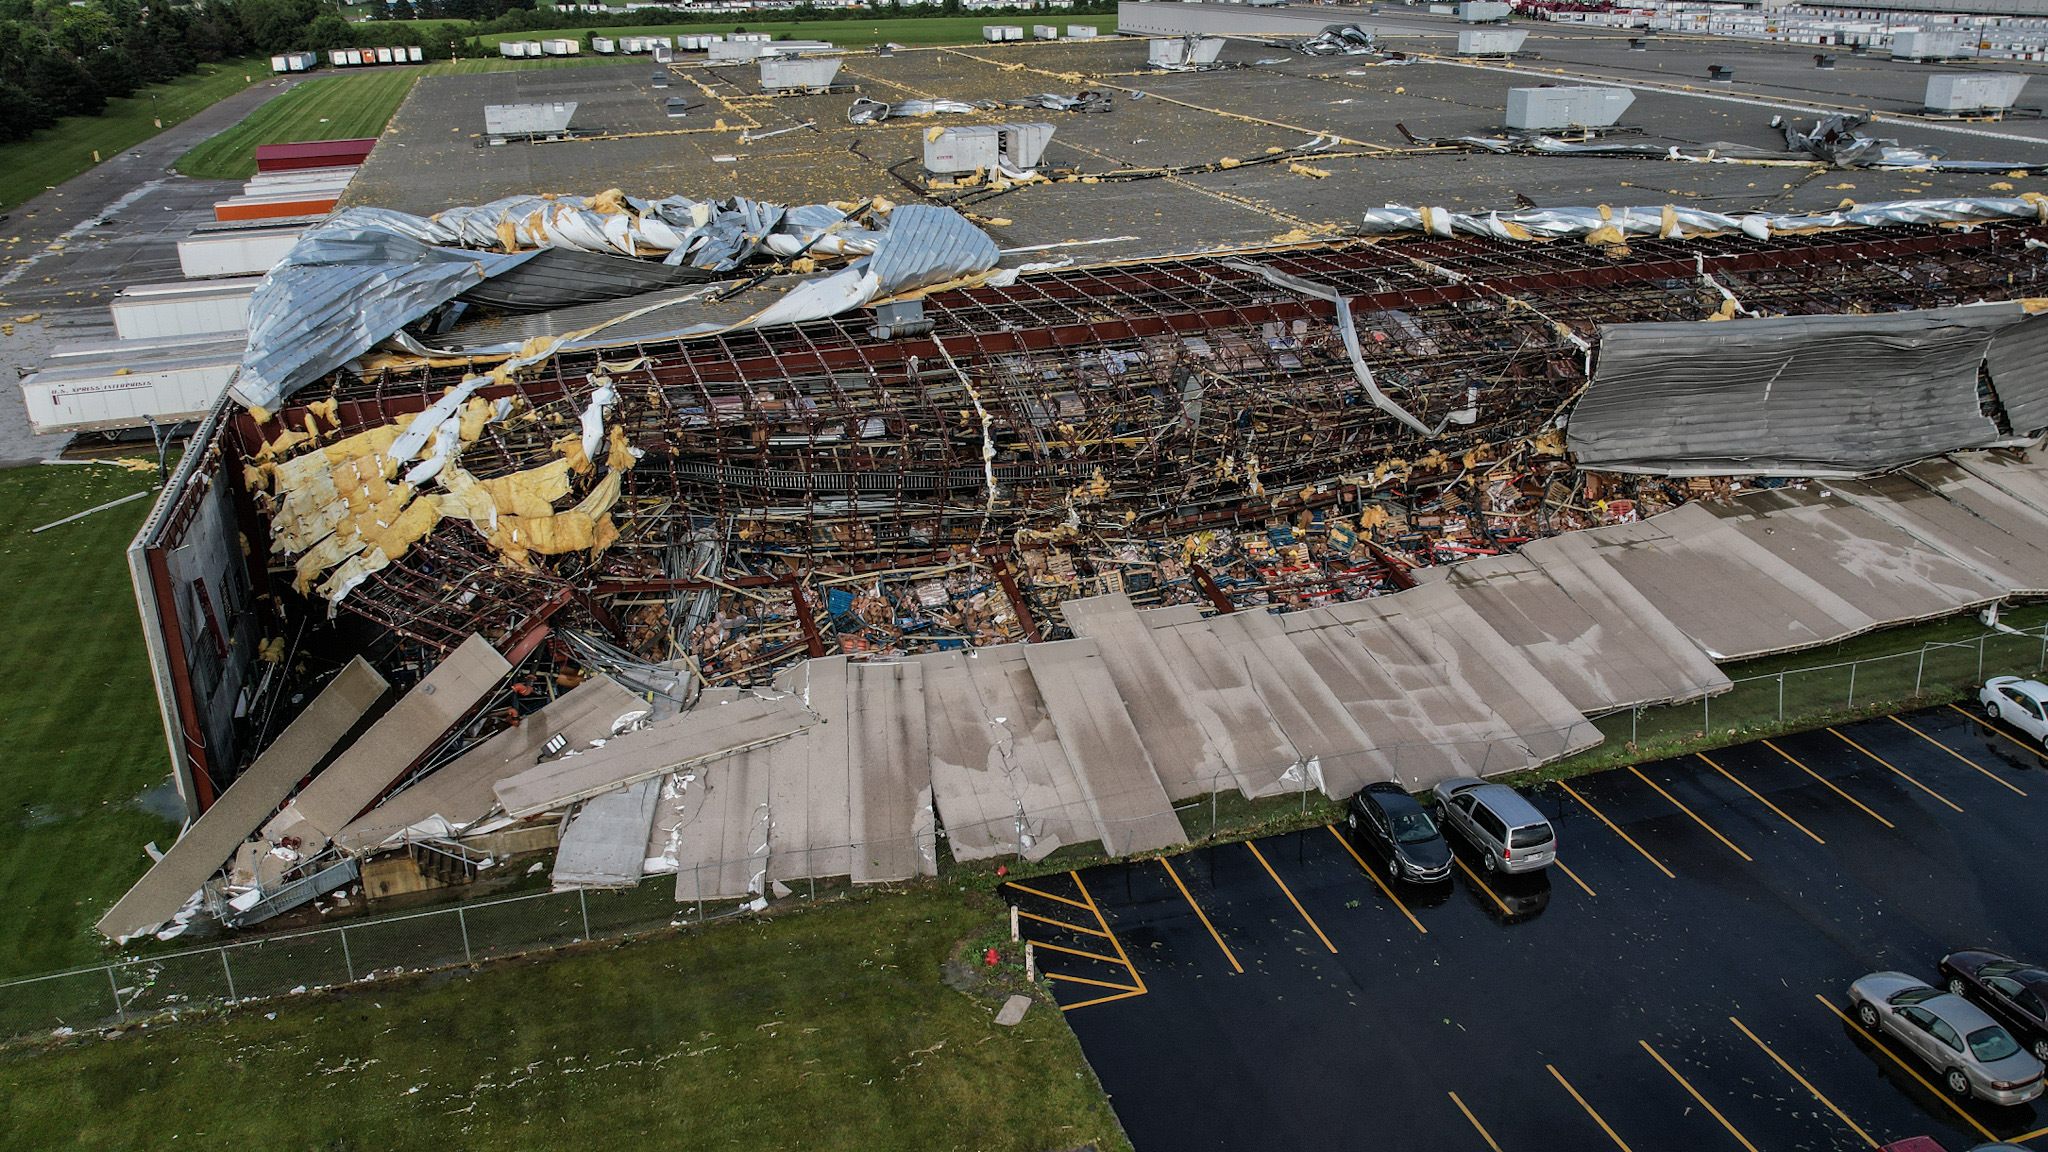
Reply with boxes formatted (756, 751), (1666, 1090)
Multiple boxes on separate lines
(1429, 779), (1556, 874)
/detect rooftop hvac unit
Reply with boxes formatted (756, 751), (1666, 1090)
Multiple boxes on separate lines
(650, 71), (668, 88)
(708, 40), (767, 62)
(1457, 28), (1528, 54)
(1150, 37), (1225, 67)
(1068, 25), (1098, 38)
(1924, 72), (2028, 110)
(760, 57), (843, 91)
(1035, 25), (1060, 39)
(1504, 85), (1635, 129)
(1458, 2), (1513, 23)
(923, 123), (1055, 175)
(483, 101), (578, 138)
(665, 96), (689, 119)
(1892, 30), (1972, 61)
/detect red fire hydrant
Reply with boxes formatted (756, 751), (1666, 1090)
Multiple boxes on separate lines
(985, 946), (1001, 967)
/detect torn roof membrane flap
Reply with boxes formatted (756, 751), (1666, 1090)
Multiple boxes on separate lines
(1568, 303), (2021, 476)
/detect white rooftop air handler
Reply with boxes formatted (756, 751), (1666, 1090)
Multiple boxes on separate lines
(760, 57), (842, 91)
(1068, 25), (1098, 38)
(484, 102), (578, 139)
(1923, 73), (2027, 110)
(709, 40), (767, 63)
(1504, 86), (1635, 130)
(1150, 37), (1225, 67)
(923, 123), (1055, 176)
(1458, 29), (1528, 54)
(1458, 2), (1513, 23)
(1892, 30), (1972, 61)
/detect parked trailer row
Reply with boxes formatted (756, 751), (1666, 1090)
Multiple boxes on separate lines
(498, 39), (580, 57)
(325, 45), (424, 67)
(268, 51), (317, 73)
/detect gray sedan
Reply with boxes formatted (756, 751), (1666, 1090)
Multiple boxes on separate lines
(1850, 972), (2046, 1106)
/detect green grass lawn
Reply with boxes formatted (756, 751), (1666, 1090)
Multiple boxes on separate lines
(0, 59), (270, 213)
(0, 887), (1129, 1152)
(174, 56), (622, 180)
(0, 463), (181, 980)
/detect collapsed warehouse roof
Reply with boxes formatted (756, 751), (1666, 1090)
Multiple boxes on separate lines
(103, 31), (2048, 940)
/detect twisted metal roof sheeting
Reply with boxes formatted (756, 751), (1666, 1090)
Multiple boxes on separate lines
(1568, 303), (2026, 476)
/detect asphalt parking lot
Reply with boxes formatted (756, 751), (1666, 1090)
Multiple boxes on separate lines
(1007, 703), (2048, 1152)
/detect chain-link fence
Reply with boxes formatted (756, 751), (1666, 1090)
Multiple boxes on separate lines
(1576, 622), (2048, 769)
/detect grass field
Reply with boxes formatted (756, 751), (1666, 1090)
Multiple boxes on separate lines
(0, 462), (180, 980)
(0, 888), (1130, 1152)
(174, 57), (619, 180)
(0, 59), (269, 213)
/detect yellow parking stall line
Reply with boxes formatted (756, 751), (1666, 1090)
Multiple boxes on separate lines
(1814, 995), (1999, 1144)
(1828, 727), (1965, 813)
(1160, 857), (1244, 974)
(1005, 881), (1094, 913)
(1548, 1064), (1637, 1152)
(1246, 841), (1337, 953)
(1556, 859), (1597, 898)
(1058, 988), (1148, 1012)
(1453, 856), (1515, 917)
(1325, 824), (1427, 935)
(1891, 714), (2028, 797)
(1016, 908), (1111, 938)
(1729, 1016), (1878, 1148)
(1557, 781), (1675, 879)
(1947, 701), (2046, 754)
(1762, 739), (1895, 828)
(1071, 870), (1147, 995)
(1448, 1091), (1504, 1152)
(1639, 1040), (1760, 1152)
(1043, 971), (1143, 993)
(1629, 765), (1753, 861)
(1029, 939), (1127, 967)
(2010, 1122), (2048, 1143)
(1698, 753), (1826, 845)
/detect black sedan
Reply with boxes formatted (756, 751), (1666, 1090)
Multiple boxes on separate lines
(1345, 782), (1452, 883)
(1942, 950), (2048, 1064)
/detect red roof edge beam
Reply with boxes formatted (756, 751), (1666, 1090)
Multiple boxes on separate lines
(254, 138), (376, 172)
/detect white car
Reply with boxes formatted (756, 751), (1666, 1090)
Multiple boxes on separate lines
(1980, 677), (2048, 747)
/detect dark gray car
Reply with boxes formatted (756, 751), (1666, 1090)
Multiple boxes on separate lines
(1849, 971), (2045, 1106)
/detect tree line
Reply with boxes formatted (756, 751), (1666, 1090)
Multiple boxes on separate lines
(1, 0), (1114, 145)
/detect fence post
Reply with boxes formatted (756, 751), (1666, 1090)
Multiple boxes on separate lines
(1847, 660), (1857, 709)
(340, 925), (354, 983)
(1980, 634), (1987, 681)
(1916, 647), (1926, 697)
(2039, 624), (2046, 672)
(459, 906), (473, 966)
(1210, 783), (1217, 840)
(1778, 671), (1785, 722)
(579, 888), (591, 940)
(1704, 690), (1711, 734)
(220, 949), (237, 1004)
(106, 966), (125, 1017)
(1631, 705), (1638, 747)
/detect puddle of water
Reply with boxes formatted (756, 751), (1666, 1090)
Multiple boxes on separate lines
(135, 775), (187, 825)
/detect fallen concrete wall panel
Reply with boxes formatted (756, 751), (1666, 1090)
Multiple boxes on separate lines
(97, 657), (388, 941)
(332, 674), (644, 852)
(847, 660), (936, 883)
(1139, 609), (1307, 798)
(552, 777), (661, 889)
(1060, 593), (1235, 800)
(495, 691), (814, 818)
(1834, 473), (2048, 596)
(765, 657), (856, 884)
(662, 746), (777, 903)
(1021, 640), (1187, 857)
(262, 635), (507, 851)
(1438, 538), (1730, 713)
